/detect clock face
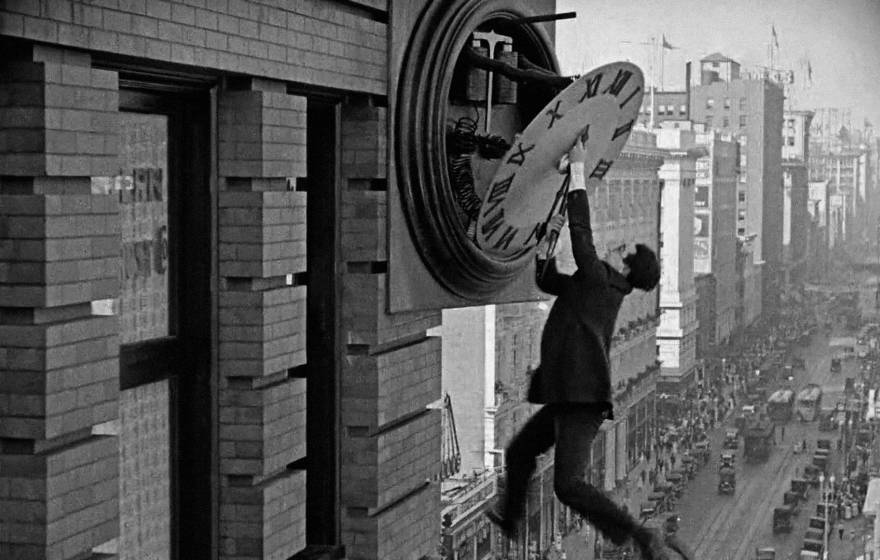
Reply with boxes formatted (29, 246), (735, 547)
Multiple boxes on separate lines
(475, 62), (644, 258)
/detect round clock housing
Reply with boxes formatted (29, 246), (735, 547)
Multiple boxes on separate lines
(396, 0), (560, 301)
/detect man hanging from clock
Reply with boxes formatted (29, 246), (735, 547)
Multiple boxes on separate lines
(486, 138), (689, 560)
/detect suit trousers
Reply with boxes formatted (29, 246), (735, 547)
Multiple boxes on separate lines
(502, 403), (641, 545)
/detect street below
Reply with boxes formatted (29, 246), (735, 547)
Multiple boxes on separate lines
(673, 327), (871, 560)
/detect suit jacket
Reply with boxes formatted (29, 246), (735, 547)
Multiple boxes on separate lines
(527, 189), (632, 410)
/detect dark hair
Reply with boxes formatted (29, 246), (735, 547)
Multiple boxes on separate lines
(623, 244), (660, 291)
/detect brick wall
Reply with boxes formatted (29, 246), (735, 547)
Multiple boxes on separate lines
(0, 0), (387, 94)
(338, 99), (442, 559)
(0, 2), (450, 558)
(217, 77), (309, 560)
(0, 44), (121, 560)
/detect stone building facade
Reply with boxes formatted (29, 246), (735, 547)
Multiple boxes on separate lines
(689, 53), (784, 320)
(0, 1), (445, 559)
(655, 129), (702, 393)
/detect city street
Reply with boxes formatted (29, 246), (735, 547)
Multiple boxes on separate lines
(673, 328), (870, 560)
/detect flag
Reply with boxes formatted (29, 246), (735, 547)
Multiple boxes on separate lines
(662, 34), (677, 50)
(772, 25), (779, 49)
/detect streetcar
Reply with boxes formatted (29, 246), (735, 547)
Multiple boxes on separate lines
(795, 384), (823, 422)
(744, 420), (775, 463)
(767, 389), (795, 422)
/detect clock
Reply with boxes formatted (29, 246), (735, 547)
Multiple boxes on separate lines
(476, 62), (644, 258)
(396, 0), (644, 301)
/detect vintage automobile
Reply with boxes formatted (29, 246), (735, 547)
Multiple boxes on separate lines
(818, 411), (837, 431)
(804, 465), (822, 487)
(772, 506), (793, 533)
(808, 516), (828, 533)
(783, 491), (801, 515)
(718, 466), (736, 495)
(790, 478), (809, 500)
(755, 547), (776, 560)
(723, 429), (740, 450)
(639, 501), (656, 521)
(648, 491), (667, 513)
(804, 528), (825, 543)
(666, 471), (685, 496)
(831, 357), (841, 373)
(801, 537), (823, 556)
(720, 451), (736, 470)
(663, 513), (680, 536)
(816, 438), (832, 451)
(816, 502), (837, 525)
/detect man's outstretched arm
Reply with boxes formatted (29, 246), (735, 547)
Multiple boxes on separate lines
(535, 213), (567, 295)
(567, 155), (608, 287)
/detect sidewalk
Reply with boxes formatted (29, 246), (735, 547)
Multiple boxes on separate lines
(828, 514), (872, 560)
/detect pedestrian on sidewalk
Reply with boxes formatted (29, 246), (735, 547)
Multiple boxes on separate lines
(839, 527), (845, 539)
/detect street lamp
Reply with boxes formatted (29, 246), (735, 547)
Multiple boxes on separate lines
(819, 473), (836, 560)
(847, 418), (854, 477)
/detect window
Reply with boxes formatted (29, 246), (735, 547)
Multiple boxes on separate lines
(723, 117), (729, 127)
(679, 104), (687, 115)
(706, 116), (713, 127)
(786, 136), (796, 146)
(712, 61), (719, 68)
(724, 97), (731, 109)
(739, 98), (746, 111)
(658, 104), (666, 115)
(738, 210), (747, 221)
(739, 114), (747, 127)
(738, 191), (746, 202)
(706, 98), (714, 109)
(109, 87), (212, 559)
(737, 227), (746, 235)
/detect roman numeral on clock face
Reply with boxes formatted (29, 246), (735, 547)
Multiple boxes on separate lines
(619, 86), (641, 109)
(590, 159), (613, 180)
(483, 174), (514, 217)
(492, 225), (518, 250)
(546, 100), (564, 129)
(612, 120), (634, 141)
(579, 73), (603, 102)
(506, 142), (535, 166)
(603, 69), (632, 96)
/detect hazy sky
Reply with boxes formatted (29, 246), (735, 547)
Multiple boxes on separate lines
(555, 0), (880, 128)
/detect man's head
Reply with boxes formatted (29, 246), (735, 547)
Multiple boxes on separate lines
(623, 244), (660, 291)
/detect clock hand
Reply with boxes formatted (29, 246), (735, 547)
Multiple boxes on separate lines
(540, 174), (571, 278)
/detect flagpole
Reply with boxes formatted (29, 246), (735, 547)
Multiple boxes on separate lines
(649, 35), (656, 128)
(660, 35), (665, 91)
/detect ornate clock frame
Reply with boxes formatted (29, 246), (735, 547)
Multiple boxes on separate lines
(396, 0), (560, 301)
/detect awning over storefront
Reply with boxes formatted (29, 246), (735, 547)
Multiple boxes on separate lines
(862, 478), (880, 516)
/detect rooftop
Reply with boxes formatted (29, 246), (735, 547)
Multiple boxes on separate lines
(701, 52), (737, 64)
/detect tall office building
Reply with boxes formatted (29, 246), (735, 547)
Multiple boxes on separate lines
(655, 129), (704, 393)
(782, 110), (814, 286)
(694, 131), (739, 345)
(689, 53), (785, 321)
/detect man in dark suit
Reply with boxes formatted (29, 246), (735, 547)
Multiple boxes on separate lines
(487, 140), (678, 559)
